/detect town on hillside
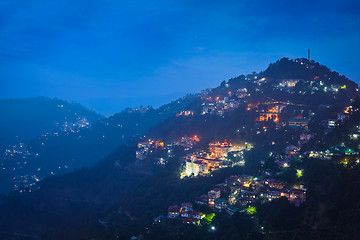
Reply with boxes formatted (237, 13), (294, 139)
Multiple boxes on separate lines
(129, 58), (360, 233)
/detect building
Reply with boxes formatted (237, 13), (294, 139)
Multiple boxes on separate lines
(259, 112), (279, 122)
(250, 179), (263, 191)
(208, 188), (221, 199)
(289, 189), (306, 206)
(240, 175), (253, 187)
(327, 119), (337, 129)
(265, 190), (282, 201)
(181, 210), (204, 220)
(240, 190), (257, 204)
(280, 189), (290, 199)
(168, 205), (181, 218)
(226, 205), (240, 216)
(199, 157), (221, 169)
(228, 193), (236, 205)
(185, 156), (209, 176)
(136, 139), (164, 160)
(264, 179), (285, 189)
(208, 188), (221, 205)
(209, 141), (232, 158)
(307, 150), (332, 160)
(288, 118), (309, 128)
(225, 175), (240, 186)
(214, 198), (229, 210)
(181, 202), (193, 212)
(195, 195), (208, 205)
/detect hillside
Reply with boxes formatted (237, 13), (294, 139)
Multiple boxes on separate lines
(0, 95), (198, 194)
(0, 97), (103, 150)
(0, 58), (359, 240)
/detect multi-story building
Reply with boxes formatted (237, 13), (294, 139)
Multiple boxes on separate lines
(214, 198), (229, 210)
(209, 141), (232, 158)
(288, 118), (309, 128)
(208, 188), (221, 206)
(185, 159), (208, 176)
(263, 179), (285, 189)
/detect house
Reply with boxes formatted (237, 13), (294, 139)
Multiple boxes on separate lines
(228, 193), (236, 204)
(229, 185), (242, 195)
(195, 195), (208, 205)
(329, 145), (355, 156)
(240, 175), (253, 187)
(240, 190), (257, 204)
(214, 198), (229, 210)
(226, 205), (240, 216)
(225, 175), (240, 186)
(168, 205), (181, 218)
(266, 190), (282, 201)
(264, 179), (285, 189)
(307, 150), (332, 160)
(181, 202), (193, 212)
(250, 179), (263, 191)
(136, 139), (164, 160)
(288, 118), (309, 128)
(289, 189), (306, 206)
(240, 175), (253, 183)
(280, 189), (290, 199)
(327, 119), (337, 129)
(208, 188), (221, 200)
(181, 210), (204, 220)
(258, 112), (279, 122)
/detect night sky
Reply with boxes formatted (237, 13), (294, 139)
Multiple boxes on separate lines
(1, 0), (359, 115)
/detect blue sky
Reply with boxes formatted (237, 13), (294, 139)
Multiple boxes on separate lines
(0, 0), (359, 115)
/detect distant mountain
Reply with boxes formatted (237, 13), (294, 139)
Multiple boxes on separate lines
(0, 97), (103, 150)
(0, 95), (198, 193)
